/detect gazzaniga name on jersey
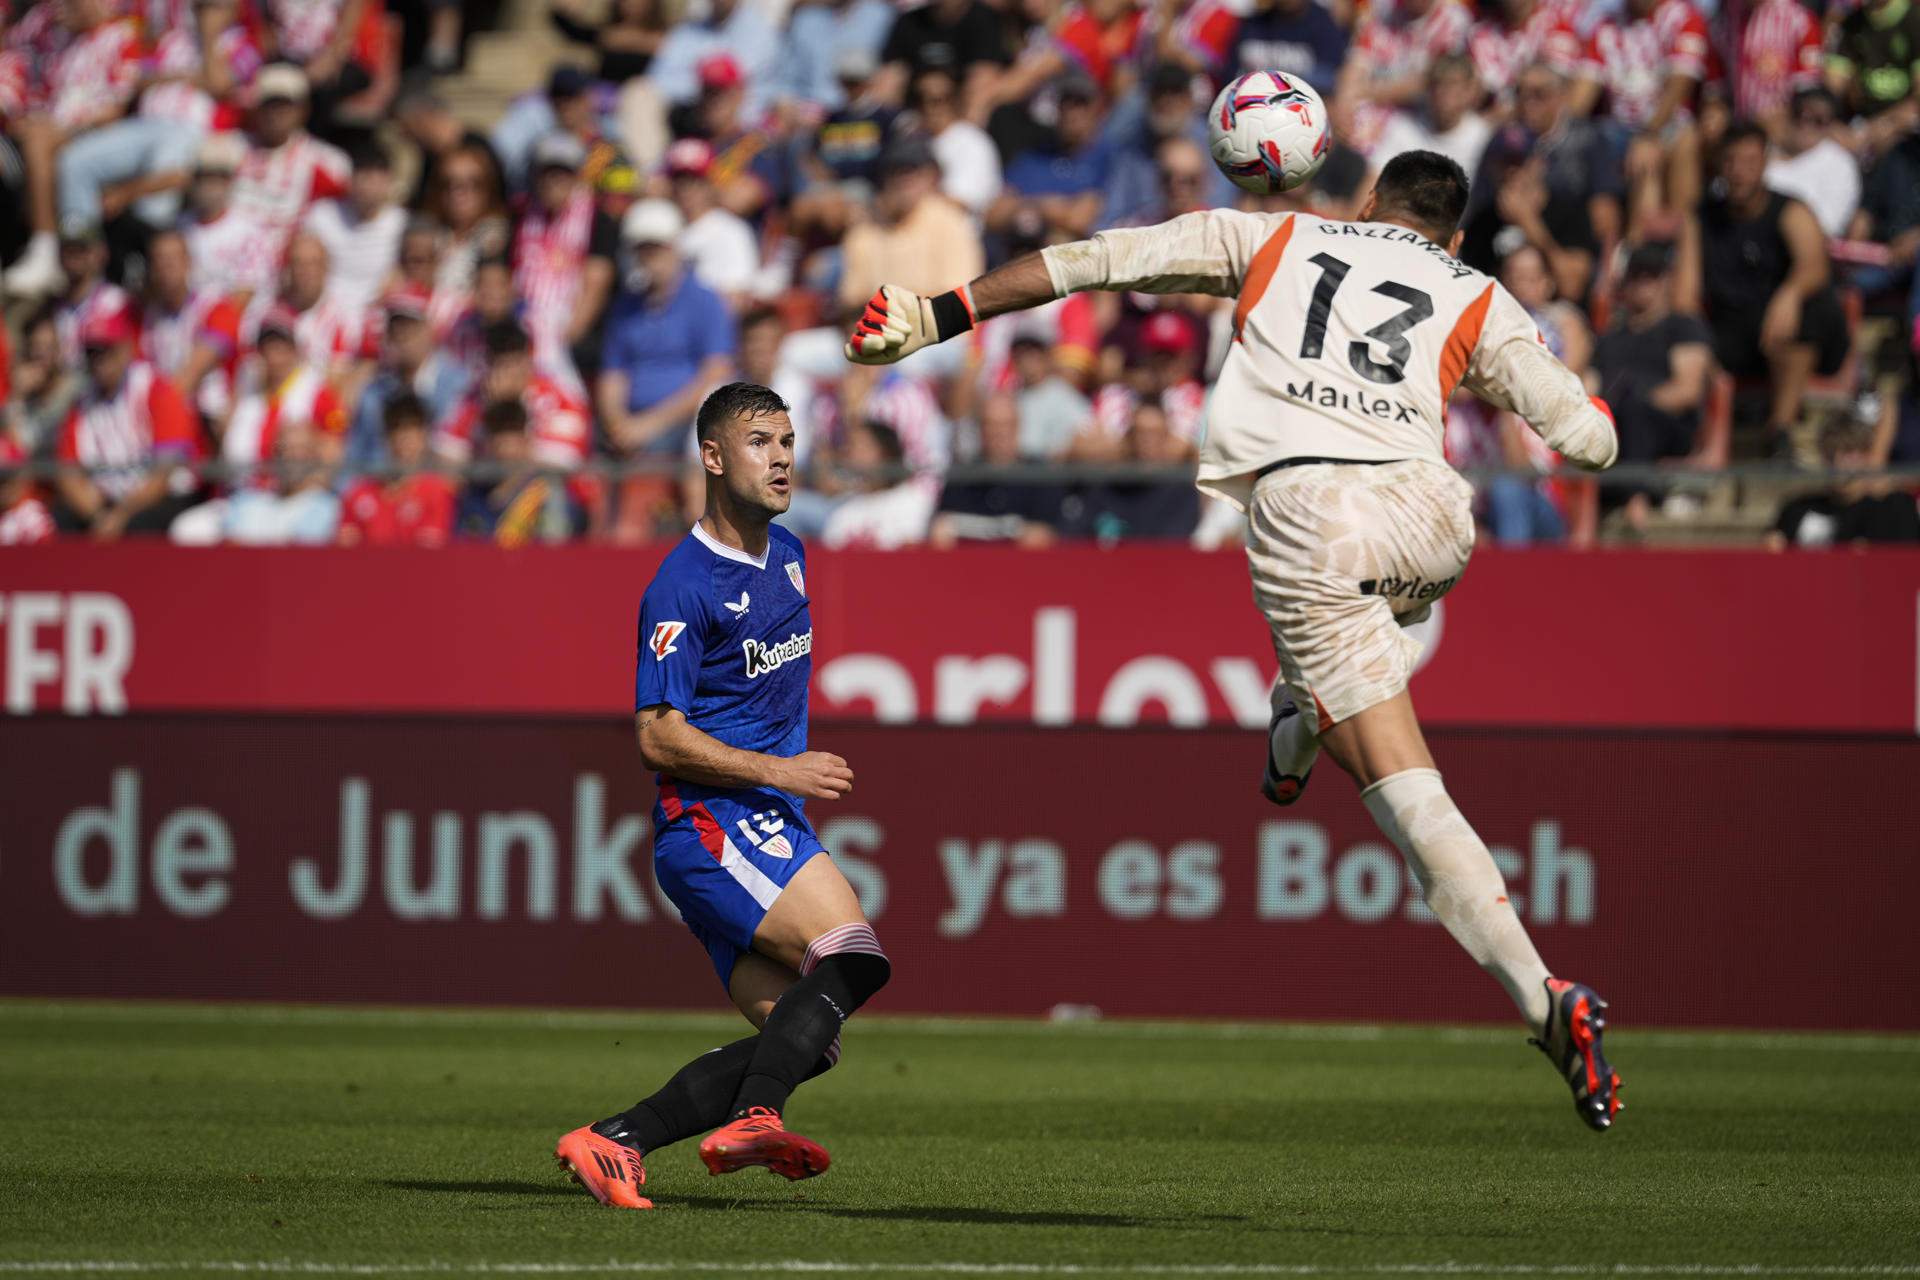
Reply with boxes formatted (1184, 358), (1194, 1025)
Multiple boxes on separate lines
(744, 630), (814, 679)
(1314, 220), (1479, 281)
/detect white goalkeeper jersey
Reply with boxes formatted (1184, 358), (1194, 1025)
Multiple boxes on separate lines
(1039, 209), (1616, 509)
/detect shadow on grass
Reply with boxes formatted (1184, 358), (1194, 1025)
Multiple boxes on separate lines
(382, 1179), (578, 1197)
(381, 1180), (1247, 1229)
(665, 1194), (1249, 1229)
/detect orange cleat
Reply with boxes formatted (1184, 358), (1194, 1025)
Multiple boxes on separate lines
(554, 1125), (653, 1209)
(698, 1107), (832, 1180)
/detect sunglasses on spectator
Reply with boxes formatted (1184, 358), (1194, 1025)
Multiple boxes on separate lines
(1517, 83), (1557, 100)
(444, 175), (486, 192)
(1163, 169), (1205, 185)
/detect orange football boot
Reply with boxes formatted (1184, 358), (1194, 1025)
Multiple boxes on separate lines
(554, 1126), (653, 1209)
(698, 1107), (832, 1180)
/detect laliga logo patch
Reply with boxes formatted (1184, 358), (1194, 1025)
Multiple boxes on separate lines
(786, 561), (805, 596)
(649, 620), (686, 661)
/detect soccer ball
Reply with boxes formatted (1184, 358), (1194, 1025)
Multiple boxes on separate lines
(1207, 70), (1332, 196)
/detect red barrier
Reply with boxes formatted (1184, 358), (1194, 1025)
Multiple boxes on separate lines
(4, 544), (1919, 731)
(4, 717), (1913, 1029)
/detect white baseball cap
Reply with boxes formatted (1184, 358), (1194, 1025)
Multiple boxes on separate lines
(252, 63), (310, 106)
(620, 198), (684, 246)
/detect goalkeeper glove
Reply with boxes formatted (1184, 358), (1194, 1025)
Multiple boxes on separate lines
(844, 284), (976, 365)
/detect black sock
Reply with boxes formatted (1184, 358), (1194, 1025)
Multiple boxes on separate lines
(592, 1035), (836, 1154)
(731, 952), (890, 1118)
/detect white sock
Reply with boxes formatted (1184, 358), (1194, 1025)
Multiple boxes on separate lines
(1361, 768), (1552, 1034)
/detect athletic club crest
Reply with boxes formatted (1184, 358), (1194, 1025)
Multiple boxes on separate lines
(785, 561), (805, 596)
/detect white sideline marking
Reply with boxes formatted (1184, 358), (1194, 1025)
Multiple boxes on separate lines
(1, 1002), (1915, 1055)
(0, 1265), (1916, 1277)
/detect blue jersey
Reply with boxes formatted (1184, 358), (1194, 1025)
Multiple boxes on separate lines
(633, 522), (813, 809)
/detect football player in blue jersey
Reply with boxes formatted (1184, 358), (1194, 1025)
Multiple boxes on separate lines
(554, 383), (890, 1210)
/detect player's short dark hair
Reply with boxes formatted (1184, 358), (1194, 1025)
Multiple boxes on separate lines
(482, 398), (528, 436)
(484, 319), (531, 359)
(696, 381), (790, 444)
(1371, 150), (1471, 241)
(384, 392), (429, 433)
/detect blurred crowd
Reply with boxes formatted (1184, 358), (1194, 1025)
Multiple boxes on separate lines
(1, 0), (1917, 552)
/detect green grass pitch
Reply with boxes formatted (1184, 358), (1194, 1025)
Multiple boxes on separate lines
(2, 1001), (1916, 1279)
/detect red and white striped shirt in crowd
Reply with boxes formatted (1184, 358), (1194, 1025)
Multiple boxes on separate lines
(56, 362), (201, 501)
(8, 15), (143, 129)
(433, 376), (593, 469)
(0, 433), (53, 546)
(143, 291), (245, 419)
(1348, 0), (1472, 154)
(222, 364), (348, 476)
(512, 188), (598, 368)
(142, 7), (262, 131)
(0, 2), (61, 121)
(56, 284), (138, 368)
(242, 290), (376, 381)
(861, 374), (953, 473)
(1737, 0), (1824, 120)
(234, 131), (352, 260)
(1092, 380), (1207, 446)
(246, 0), (347, 63)
(1468, 2), (1588, 104)
(181, 205), (282, 304)
(1586, 0), (1711, 130)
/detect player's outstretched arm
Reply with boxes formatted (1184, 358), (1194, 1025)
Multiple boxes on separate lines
(635, 706), (853, 800)
(844, 208), (1264, 365)
(1462, 286), (1619, 472)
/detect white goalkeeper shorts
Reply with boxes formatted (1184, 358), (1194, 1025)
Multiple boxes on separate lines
(1244, 457), (1475, 731)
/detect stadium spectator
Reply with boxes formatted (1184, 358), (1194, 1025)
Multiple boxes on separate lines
(492, 64), (603, 197)
(1101, 65), (1237, 227)
(664, 139), (760, 306)
(1009, 334), (1093, 460)
(337, 394), (456, 547)
(435, 321), (591, 470)
(1764, 88), (1861, 241)
(51, 225), (134, 369)
(1594, 243), (1714, 528)
(423, 144), (511, 301)
(0, 431), (55, 545)
(1336, 0), (1472, 159)
(1461, 63), (1621, 303)
(1073, 401), (1201, 541)
(1222, 0), (1351, 89)
(673, 54), (799, 225)
(301, 141), (407, 310)
(908, 67), (1001, 221)
(1481, 243), (1593, 545)
(244, 0), (374, 138)
(787, 49), (898, 245)
(1370, 54), (1493, 176)
(1828, 0), (1920, 134)
(548, 0), (667, 85)
(5, 308), (83, 459)
(231, 64), (352, 262)
(1737, 0), (1825, 134)
(512, 132), (618, 382)
(455, 399), (583, 545)
(2, 0), (144, 299)
(1768, 418), (1920, 548)
(775, 0), (895, 114)
(875, 0), (1011, 116)
(51, 308), (201, 539)
(646, 0), (780, 118)
(930, 390), (1065, 548)
(1078, 311), (1207, 458)
(396, 87), (503, 212)
(840, 136), (986, 321)
(348, 287), (469, 471)
(222, 414), (342, 544)
(139, 228), (244, 427)
(597, 200), (735, 457)
(179, 133), (279, 306)
(219, 306), (350, 484)
(1467, 0), (1586, 110)
(821, 419), (936, 549)
(1687, 122), (1847, 459)
(1573, 0), (1710, 235)
(246, 231), (374, 396)
(991, 76), (1113, 244)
